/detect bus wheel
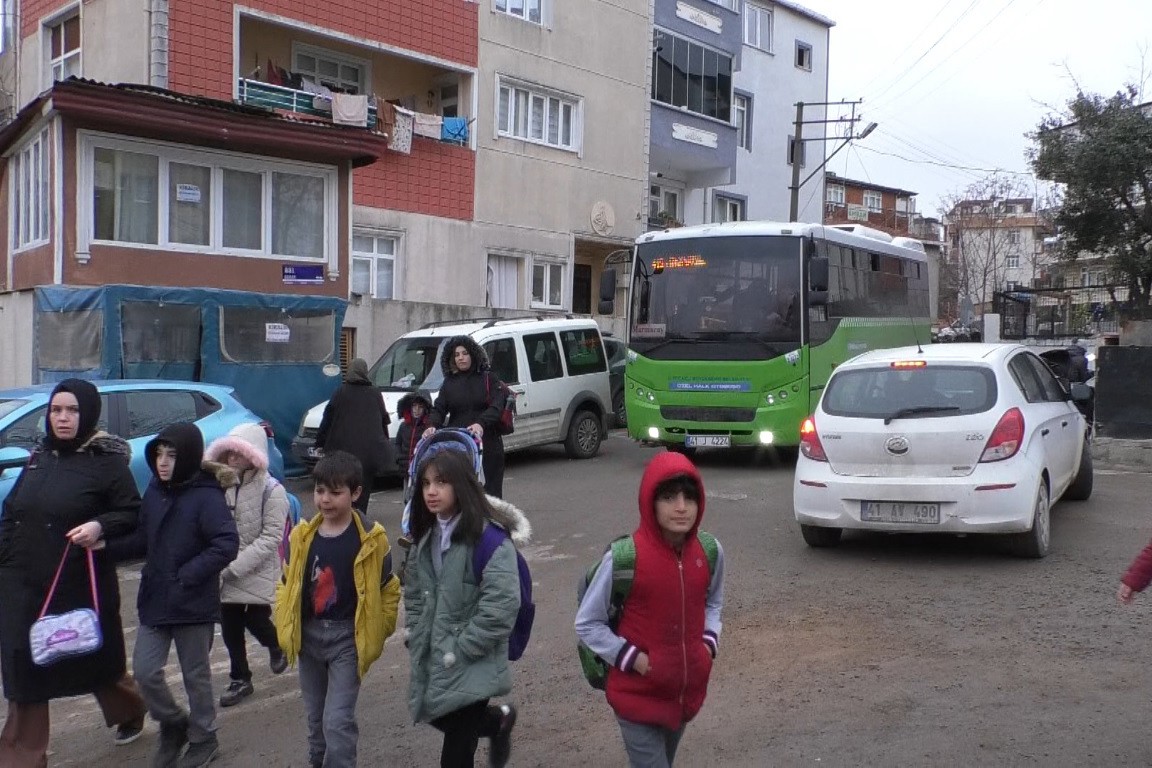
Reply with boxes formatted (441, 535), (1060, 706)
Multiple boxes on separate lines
(667, 444), (697, 458)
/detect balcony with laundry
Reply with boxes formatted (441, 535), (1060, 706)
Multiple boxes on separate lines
(235, 16), (475, 150)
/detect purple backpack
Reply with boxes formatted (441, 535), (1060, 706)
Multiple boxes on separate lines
(472, 523), (535, 661)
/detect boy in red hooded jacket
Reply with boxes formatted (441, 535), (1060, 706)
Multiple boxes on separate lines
(575, 453), (726, 767)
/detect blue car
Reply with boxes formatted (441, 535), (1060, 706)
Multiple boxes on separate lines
(0, 380), (285, 507)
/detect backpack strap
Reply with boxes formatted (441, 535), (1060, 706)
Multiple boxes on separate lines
(697, 531), (720, 576)
(471, 522), (509, 582)
(607, 535), (636, 616)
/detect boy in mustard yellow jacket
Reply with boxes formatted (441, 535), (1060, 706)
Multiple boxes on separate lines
(274, 451), (400, 768)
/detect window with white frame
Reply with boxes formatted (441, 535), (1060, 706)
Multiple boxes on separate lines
(1006, 253), (1020, 269)
(795, 40), (813, 71)
(863, 190), (883, 212)
(745, 4), (773, 51)
(733, 94), (750, 150)
(649, 184), (681, 223)
(826, 184), (845, 205)
(713, 195), (744, 223)
(351, 233), (398, 299)
(292, 44), (368, 94)
(10, 128), (50, 251)
(498, 78), (579, 151)
(495, 0), (543, 24)
(45, 13), (80, 86)
(1007, 229), (1021, 246)
(706, 0), (737, 9)
(84, 135), (334, 259)
(531, 260), (564, 309)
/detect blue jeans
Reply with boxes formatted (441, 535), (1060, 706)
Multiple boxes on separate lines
(617, 717), (687, 768)
(298, 619), (360, 767)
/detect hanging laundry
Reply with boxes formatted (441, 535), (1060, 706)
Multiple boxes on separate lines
(379, 101), (397, 137)
(389, 106), (414, 154)
(413, 112), (443, 139)
(266, 59), (284, 86)
(441, 117), (469, 144)
(332, 94), (369, 127)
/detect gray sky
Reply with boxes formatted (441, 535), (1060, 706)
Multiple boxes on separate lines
(804, 0), (1152, 217)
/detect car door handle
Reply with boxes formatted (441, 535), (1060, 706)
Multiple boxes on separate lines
(1041, 428), (1050, 436)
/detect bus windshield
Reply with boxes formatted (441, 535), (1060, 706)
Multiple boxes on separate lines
(368, 336), (448, 391)
(629, 235), (802, 360)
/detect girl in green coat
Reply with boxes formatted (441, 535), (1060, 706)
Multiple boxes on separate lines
(403, 449), (526, 768)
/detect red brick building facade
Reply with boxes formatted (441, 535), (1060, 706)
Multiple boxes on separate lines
(823, 172), (916, 237)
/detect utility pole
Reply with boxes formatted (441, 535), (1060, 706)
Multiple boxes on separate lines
(787, 99), (873, 223)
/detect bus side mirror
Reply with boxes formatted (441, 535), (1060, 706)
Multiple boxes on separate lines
(598, 269), (616, 315)
(809, 256), (829, 292)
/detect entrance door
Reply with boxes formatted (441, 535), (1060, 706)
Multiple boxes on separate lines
(572, 264), (592, 315)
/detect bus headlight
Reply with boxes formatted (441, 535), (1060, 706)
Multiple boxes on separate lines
(778, 390), (788, 399)
(758, 431), (774, 445)
(648, 427), (660, 440)
(765, 394), (775, 405)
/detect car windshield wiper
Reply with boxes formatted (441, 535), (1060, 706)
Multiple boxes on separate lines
(883, 405), (960, 425)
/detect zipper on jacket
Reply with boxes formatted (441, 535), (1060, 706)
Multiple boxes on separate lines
(678, 555), (688, 709)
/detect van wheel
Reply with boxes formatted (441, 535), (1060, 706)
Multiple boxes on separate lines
(800, 525), (842, 548)
(565, 410), (602, 459)
(1064, 442), (1093, 501)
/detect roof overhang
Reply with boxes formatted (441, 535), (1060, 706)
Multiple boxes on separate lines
(0, 80), (386, 167)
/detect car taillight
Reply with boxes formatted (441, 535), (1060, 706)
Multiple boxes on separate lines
(799, 416), (827, 462)
(260, 420), (275, 439)
(980, 408), (1024, 463)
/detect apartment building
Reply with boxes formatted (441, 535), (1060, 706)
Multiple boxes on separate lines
(823, 171), (916, 236)
(647, 0), (832, 229)
(0, 0), (651, 382)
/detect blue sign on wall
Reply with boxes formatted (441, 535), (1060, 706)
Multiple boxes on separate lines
(282, 264), (325, 285)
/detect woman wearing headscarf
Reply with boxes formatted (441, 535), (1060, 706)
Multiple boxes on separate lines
(0, 379), (145, 767)
(315, 358), (392, 515)
(423, 335), (509, 497)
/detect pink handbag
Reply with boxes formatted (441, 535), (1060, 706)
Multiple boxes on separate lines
(29, 543), (103, 667)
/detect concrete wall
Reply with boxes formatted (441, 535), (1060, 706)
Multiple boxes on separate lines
(0, 290), (35, 388)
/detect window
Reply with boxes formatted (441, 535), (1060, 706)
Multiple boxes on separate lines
(706, 0), (737, 9)
(1008, 229), (1021, 246)
(787, 136), (806, 167)
(822, 366), (997, 419)
(744, 4), (773, 51)
(1006, 253), (1020, 269)
(439, 83), (459, 118)
(497, 78), (579, 151)
(795, 41), (812, 71)
(896, 197), (910, 213)
(495, 0), (543, 23)
(733, 94), (750, 149)
(531, 260), (564, 309)
(483, 338), (520, 385)
(652, 30), (732, 122)
(487, 254), (520, 309)
(292, 45), (367, 94)
(84, 135), (335, 260)
(10, 128), (50, 251)
(46, 13), (80, 85)
(351, 233), (398, 300)
(863, 191), (883, 212)
(560, 328), (607, 377)
(124, 391), (199, 439)
(649, 184), (681, 223)
(1, 397), (110, 449)
(219, 306), (337, 364)
(826, 185), (845, 205)
(524, 332), (563, 382)
(713, 195), (744, 223)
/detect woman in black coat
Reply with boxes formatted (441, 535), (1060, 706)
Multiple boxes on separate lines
(0, 379), (146, 765)
(423, 335), (508, 497)
(315, 358), (391, 514)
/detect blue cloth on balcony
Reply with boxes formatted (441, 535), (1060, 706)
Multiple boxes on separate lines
(442, 117), (468, 144)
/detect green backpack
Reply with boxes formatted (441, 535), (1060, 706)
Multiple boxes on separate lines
(576, 531), (720, 690)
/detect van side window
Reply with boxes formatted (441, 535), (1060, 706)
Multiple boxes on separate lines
(524, 332), (564, 382)
(483, 338), (520, 385)
(560, 329), (607, 376)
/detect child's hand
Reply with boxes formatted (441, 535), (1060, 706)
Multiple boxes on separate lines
(1118, 584), (1136, 604)
(633, 652), (650, 676)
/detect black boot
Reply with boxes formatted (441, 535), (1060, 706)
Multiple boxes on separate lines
(152, 716), (189, 768)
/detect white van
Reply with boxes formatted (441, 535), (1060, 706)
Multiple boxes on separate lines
(292, 316), (613, 475)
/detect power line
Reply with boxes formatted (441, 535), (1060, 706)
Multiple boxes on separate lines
(872, 130), (985, 180)
(854, 143), (1035, 176)
(855, 0), (960, 96)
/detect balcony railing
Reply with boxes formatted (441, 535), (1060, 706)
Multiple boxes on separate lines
(237, 79), (378, 130)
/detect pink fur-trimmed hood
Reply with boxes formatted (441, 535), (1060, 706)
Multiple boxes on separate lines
(204, 422), (269, 472)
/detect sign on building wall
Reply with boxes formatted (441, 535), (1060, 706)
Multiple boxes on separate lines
(265, 323), (291, 343)
(847, 204), (869, 222)
(675, 1), (722, 33)
(672, 123), (718, 148)
(282, 264), (325, 285)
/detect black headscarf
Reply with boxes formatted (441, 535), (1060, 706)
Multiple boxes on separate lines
(345, 358), (371, 385)
(145, 422), (205, 487)
(44, 378), (102, 453)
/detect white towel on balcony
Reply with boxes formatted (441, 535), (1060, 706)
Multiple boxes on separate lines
(389, 106), (414, 154)
(413, 112), (443, 139)
(332, 94), (369, 127)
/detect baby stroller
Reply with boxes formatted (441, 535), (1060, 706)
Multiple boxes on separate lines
(400, 428), (484, 539)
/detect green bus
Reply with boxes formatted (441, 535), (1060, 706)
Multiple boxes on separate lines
(600, 221), (931, 452)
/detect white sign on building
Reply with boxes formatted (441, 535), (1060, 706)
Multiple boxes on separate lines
(675, 1), (722, 33)
(672, 123), (718, 149)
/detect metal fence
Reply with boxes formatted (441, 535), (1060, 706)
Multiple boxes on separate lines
(992, 284), (1128, 341)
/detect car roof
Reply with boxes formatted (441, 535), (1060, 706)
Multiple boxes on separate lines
(0, 380), (234, 399)
(404, 316), (601, 339)
(840, 343), (1026, 369)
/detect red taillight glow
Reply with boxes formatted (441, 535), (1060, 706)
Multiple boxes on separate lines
(260, 420), (275, 439)
(799, 417), (827, 462)
(890, 360), (927, 369)
(979, 408), (1024, 463)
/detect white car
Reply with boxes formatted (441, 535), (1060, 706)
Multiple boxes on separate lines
(793, 343), (1094, 558)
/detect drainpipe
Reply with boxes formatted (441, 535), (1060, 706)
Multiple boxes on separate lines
(148, 0), (169, 89)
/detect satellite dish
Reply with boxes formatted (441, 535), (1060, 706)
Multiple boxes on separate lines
(322, 364), (341, 377)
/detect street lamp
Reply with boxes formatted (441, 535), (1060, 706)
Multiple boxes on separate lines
(789, 120), (879, 222)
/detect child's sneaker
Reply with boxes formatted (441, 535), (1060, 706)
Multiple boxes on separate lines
(114, 718), (144, 746)
(269, 648), (288, 675)
(489, 704), (517, 768)
(218, 679), (254, 707)
(178, 735), (219, 768)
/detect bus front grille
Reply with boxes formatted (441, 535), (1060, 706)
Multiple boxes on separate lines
(660, 406), (756, 423)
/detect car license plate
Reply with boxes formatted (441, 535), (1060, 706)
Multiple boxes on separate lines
(684, 435), (730, 448)
(860, 501), (940, 524)
(307, 447), (322, 458)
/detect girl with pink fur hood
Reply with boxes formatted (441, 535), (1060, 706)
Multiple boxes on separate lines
(204, 422), (289, 708)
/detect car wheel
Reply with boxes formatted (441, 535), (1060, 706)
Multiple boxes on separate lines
(1064, 442), (1094, 501)
(612, 386), (627, 428)
(564, 410), (602, 459)
(1011, 480), (1050, 558)
(800, 524), (842, 548)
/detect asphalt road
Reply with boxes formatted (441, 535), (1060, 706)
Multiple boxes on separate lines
(36, 433), (1152, 766)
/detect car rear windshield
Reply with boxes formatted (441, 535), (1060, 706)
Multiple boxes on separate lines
(0, 399), (28, 421)
(822, 364), (997, 419)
